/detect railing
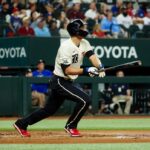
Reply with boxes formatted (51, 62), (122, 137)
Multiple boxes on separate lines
(23, 76), (150, 115)
(0, 76), (150, 116)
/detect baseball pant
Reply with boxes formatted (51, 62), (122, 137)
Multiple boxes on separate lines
(16, 75), (90, 129)
(112, 95), (133, 114)
(32, 91), (46, 108)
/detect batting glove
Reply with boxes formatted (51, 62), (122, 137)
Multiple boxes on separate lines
(83, 67), (99, 77)
(98, 64), (106, 78)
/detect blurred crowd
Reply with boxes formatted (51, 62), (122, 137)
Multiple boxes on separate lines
(0, 0), (150, 38)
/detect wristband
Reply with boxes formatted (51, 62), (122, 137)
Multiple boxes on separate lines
(82, 67), (89, 75)
(99, 64), (104, 69)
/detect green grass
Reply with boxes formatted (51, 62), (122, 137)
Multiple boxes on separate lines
(0, 118), (150, 150)
(0, 143), (150, 150)
(0, 118), (150, 131)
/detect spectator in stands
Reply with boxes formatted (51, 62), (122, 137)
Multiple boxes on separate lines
(100, 2), (109, 17)
(136, 3), (147, 18)
(9, 8), (22, 36)
(100, 11), (120, 38)
(26, 0), (38, 18)
(0, 2), (11, 20)
(133, 12), (144, 30)
(111, 0), (123, 16)
(18, 16), (35, 36)
(44, 3), (54, 18)
(117, 6), (133, 38)
(82, 0), (93, 4)
(0, 2), (11, 37)
(25, 68), (32, 77)
(109, 70), (133, 114)
(132, 3), (149, 30)
(52, 0), (65, 19)
(30, 11), (41, 28)
(59, 20), (70, 38)
(34, 17), (51, 37)
(67, 2), (85, 20)
(143, 9), (150, 25)
(126, 2), (134, 17)
(57, 11), (69, 28)
(48, 19), (60, 37)
(46, 13), (54, 27)
(84, 2), (99, 21)
(32, 59), (52, 108)
(92, 24), (106, 38)
(84, 2), (100, 33)
(10, 0), (25, 12)
(38, 0), (51, 15)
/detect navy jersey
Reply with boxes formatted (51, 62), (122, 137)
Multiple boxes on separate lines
(110, 83), (129, 96)
(32, 69), (52, 93)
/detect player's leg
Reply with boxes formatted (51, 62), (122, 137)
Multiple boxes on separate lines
(14, 89), (65, 136)
(112, 96), (123, 114)
(38, 93), (46, 108)
(31, 91), (39, 106)
(57, 78), (90, 130)
(124, 95), (133, 114)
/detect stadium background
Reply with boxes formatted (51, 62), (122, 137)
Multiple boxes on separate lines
(0, 0), (150, 149)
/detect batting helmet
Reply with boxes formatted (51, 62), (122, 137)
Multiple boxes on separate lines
(67, 19), (88, 37)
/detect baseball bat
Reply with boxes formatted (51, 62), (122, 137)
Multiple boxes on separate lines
(99, 60), (142, 72)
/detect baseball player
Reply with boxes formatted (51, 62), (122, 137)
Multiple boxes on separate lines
(13, 19), (105, 137)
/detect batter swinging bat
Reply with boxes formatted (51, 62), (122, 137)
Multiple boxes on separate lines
(99, 60), (142, 72)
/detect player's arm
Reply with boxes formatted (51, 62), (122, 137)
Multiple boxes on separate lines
(61, 64), (98, 76)
(61, 64), (83, 75)
(60, 46), (99, 76)
(85, 50), (105, 77)
(88, 53), (102, 68)
(127, 89), (131, 96)
(85, 50), (102, 67)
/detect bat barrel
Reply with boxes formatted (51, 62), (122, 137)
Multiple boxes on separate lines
(100, 60), (142, 72)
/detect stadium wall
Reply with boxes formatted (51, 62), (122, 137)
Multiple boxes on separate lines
(0, 37), (149, 67)
(0, 37), (150, 116)
(0, 76), (150, 116)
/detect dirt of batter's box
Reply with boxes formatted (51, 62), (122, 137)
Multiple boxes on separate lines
(0, 130), (150, 144)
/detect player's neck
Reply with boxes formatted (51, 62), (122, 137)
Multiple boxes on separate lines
(71, 37), (81, 47)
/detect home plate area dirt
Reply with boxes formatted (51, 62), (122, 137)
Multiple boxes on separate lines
(0, 130), (150, 144)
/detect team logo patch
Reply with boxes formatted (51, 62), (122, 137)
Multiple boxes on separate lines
(62, 58), (69, 65)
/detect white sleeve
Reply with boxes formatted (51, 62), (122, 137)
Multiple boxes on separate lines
(116, 15), (122, 24)
(143, 18), (148, 25)
(82, 39), (93, 53)
(129, 17), (133, 25)
(59, 45), (72, 65)
(85, 10), (90, 18)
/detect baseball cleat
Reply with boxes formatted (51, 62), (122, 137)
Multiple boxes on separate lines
(13, 123), (31, 137)
(64, 127), (81, 137)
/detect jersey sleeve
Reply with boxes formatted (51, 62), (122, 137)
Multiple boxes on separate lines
(82, 39), (93, 53)
(58, 44), (72, 65)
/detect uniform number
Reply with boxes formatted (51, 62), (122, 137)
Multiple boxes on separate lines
(72, 54), (78, 63)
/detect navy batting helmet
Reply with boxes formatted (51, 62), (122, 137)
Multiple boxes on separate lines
(67, 19), (88, 37)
